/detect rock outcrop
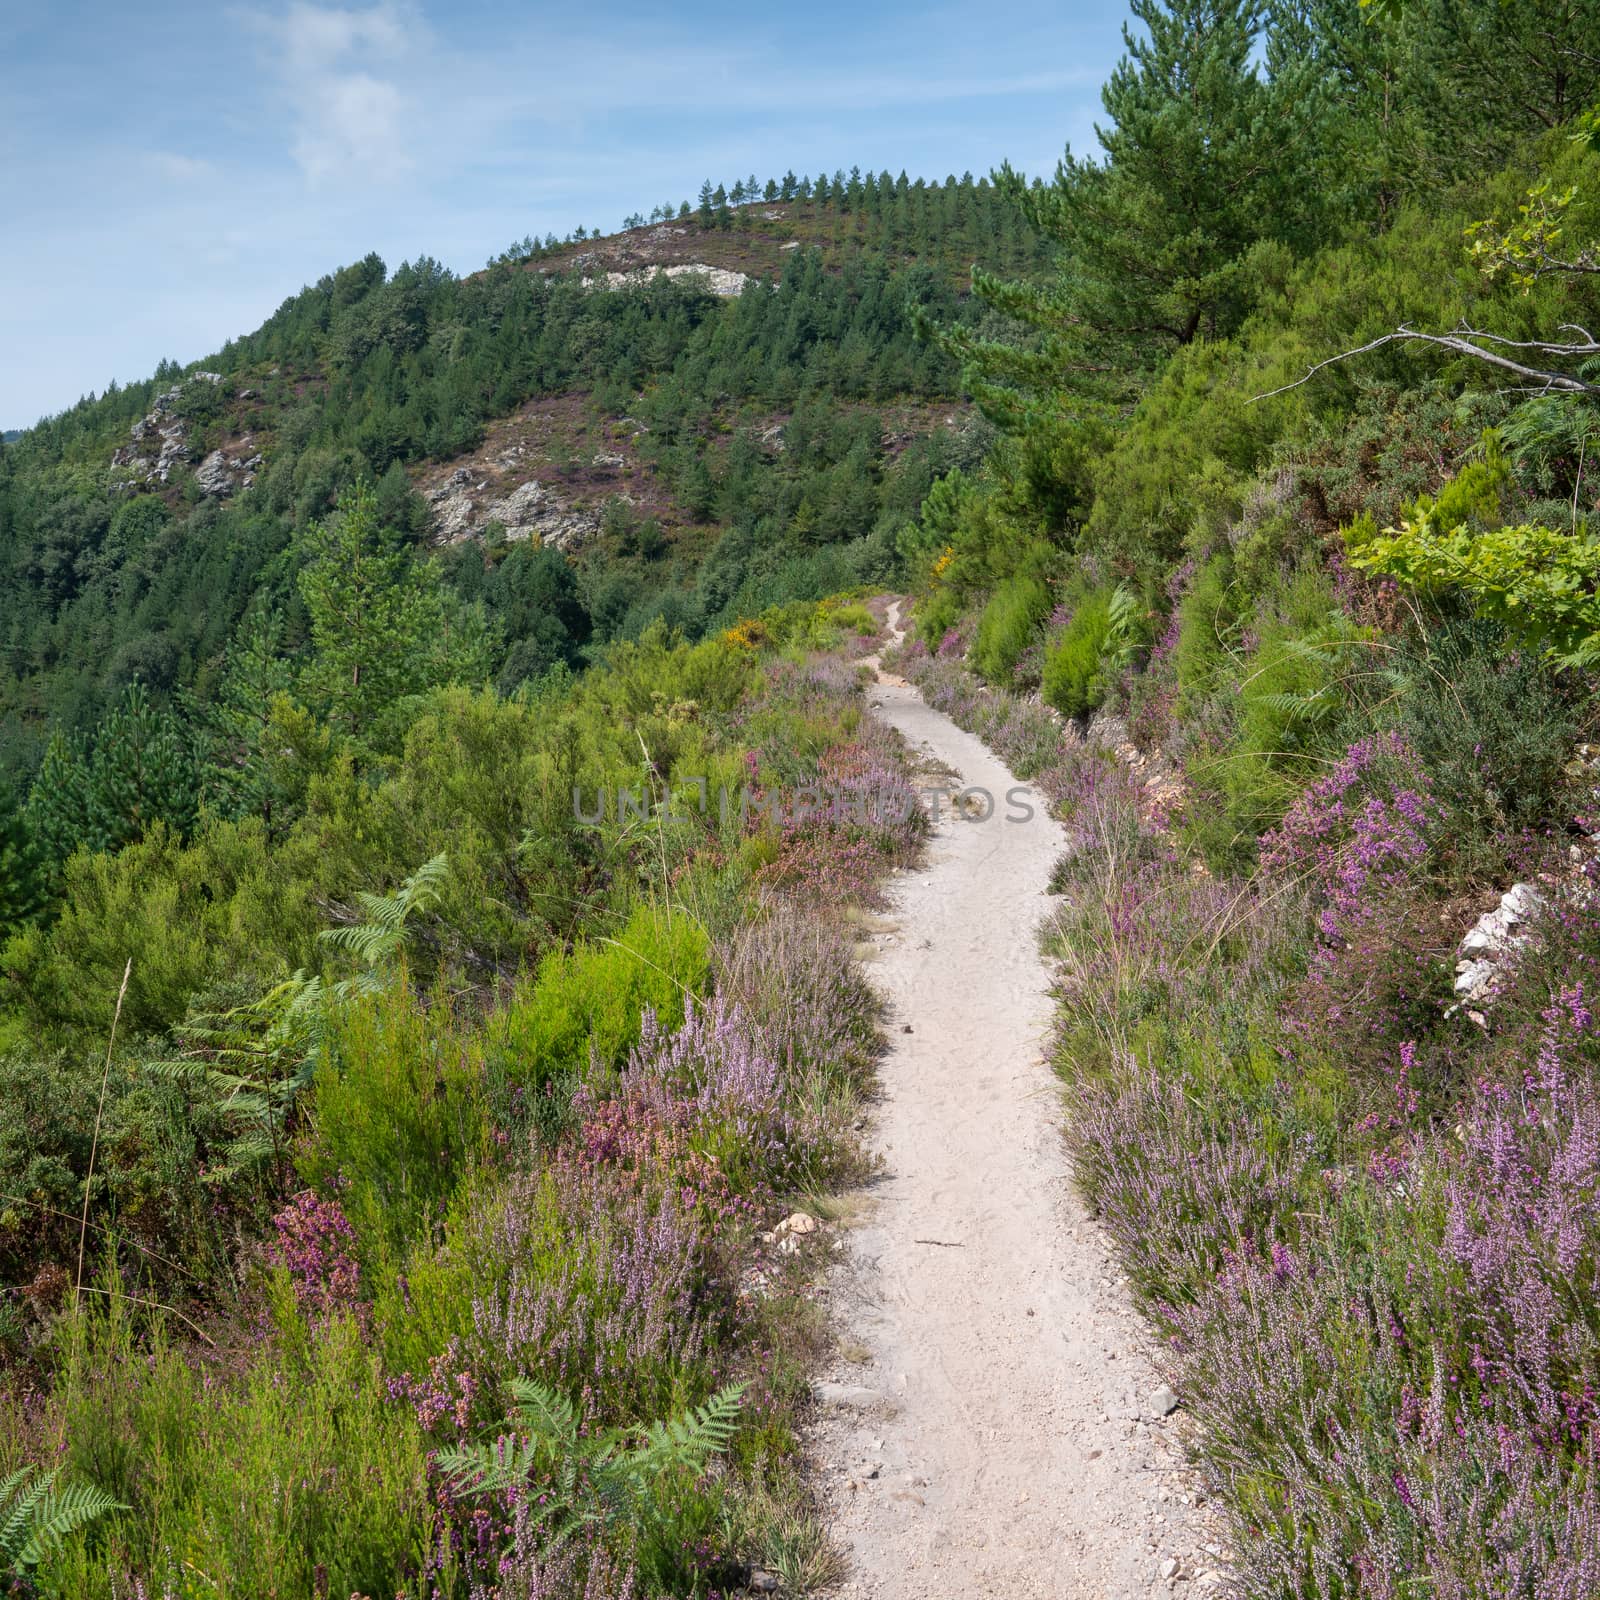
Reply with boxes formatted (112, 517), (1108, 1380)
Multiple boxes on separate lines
(111, 372), (260, 496)
(426, 466), (604, 552)
(582, 262), (753, 297)
(1453, 881), (1545, 1006)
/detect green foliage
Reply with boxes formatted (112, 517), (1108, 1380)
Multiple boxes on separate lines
(0, 1464), (122, 1584)
(193, 604), (297, 826)
(297, 479), (491, 749)
(501, 905), (711, 1094)
(0, 787), (43, 934)
(1041, 589), (1114, 718)
(949, 0), (1329, 452)
(1174, 556), (1238, 714)
(1393, 618), (1580, 878)
(26, 684), (200, 877)
(1197, 567), (1368, 857)
(3, 816), (321, 1036)
(439, 1377), (745, 1560)
(969, 573), (1052, 684)
(55, 1298), (438, 1597)
(149, 972), (331, 1188)
(298, 980), (488, 1261)
(319, 850), (449, 986)
(1348, 503), (1600, 667)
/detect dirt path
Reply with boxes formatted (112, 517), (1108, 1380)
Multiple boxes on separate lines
(812, 603), (1212, 1598)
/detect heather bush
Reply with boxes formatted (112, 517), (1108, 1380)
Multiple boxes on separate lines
(461, 1162), (724, 1422)
(49, 1291), (441, 1597)
(969, 574), (1052, 685)
(1392, 618), (1582, 882)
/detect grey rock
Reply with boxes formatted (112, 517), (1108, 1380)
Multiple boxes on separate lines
(748, 1572), (780, 1594)
(195, 450), (236, 497)
(1149, 1384), (1180, 1418)
(815, 1381), (881, 1409)
(428, 472), (602, 552)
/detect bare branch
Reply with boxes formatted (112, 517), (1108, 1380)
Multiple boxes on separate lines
(1252, 322), (1600, 403)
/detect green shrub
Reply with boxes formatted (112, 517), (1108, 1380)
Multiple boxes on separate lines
(912, 587), (962, 648)
(970, 574), (1052, 683)
(1173, 556), (1238, 715)
(500, 904), (710, 1093)
(1041, 589), (1114, 718)
(1184, 565), (1368, 860)
(299, 980), (489, 1262)
(53, 1294), (440, 1598)
(1394, 618), (1580, 881)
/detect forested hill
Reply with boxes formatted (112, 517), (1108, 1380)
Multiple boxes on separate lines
(0, 174), (1044, 784)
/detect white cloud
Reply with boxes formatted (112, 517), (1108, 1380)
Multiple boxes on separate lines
(145, 150), (217, 183)
(257, 0), (418, 185)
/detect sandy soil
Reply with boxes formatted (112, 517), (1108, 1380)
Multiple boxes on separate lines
(810, 606), (1216, 1598)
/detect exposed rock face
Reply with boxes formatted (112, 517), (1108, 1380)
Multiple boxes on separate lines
(426, 466), (603, 552)
(1454, 881), (1545, 1005)
(111, 372), (259, 496)
(582, 262), (753, 297)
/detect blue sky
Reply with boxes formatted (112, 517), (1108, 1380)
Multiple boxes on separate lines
(0, 0), (1126, 428)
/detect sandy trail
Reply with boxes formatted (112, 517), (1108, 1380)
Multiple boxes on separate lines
(813, 602), (1209, 1598)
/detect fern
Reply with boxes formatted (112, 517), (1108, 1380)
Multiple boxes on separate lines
(148, 971), (328, 1184)
(0, 1466), (122, 1580)
(438, 1379), (746, 1554)
(1105, 582), (1144, 671)
(319, 852), (449, 989)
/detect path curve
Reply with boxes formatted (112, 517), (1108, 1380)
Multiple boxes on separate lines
(814, 601), (1208, 1598)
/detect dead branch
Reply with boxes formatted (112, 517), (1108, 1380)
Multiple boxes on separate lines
(1252, 322), (1600, 403)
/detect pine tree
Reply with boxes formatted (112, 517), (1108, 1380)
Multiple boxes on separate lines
(0, 785), (44, 931)
(297, 478), (491, 749)
(27, 687), (200, 873)
(197, 604), (296, 825)
(941, 0), (1325, 447)
(83, 682), (200, 853)
(24, 733), (95, 875)
(987, 1), (1319, 371)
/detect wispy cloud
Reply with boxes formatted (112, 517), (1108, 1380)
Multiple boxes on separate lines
(144, 150), (217, 183)
(2, 0), (1125, 424)
(255, 0), (419, 184)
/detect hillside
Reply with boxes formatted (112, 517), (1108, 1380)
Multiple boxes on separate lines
(0, 176), (1040, 780)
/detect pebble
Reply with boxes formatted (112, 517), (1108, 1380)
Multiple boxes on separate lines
(748, 1571), (781, 1593)
(1160, 1556), (1181, 1580)
(1149, 1384), (1180, 1417)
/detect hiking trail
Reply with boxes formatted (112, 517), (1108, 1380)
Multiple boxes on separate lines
(811, 600), (1215, 1598)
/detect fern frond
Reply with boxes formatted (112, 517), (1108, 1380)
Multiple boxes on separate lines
(319, 853), (449, 971)
(507, 1377), (581, 1447)
(1, 1466), (122, 1570)
(436, 1434), (545, 1497)
(1251, 689), (1338, 725)
(0, 1467), (50, 1561)
(629, 1382), (747, 1483)
(17, 1480), (125, 1564)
